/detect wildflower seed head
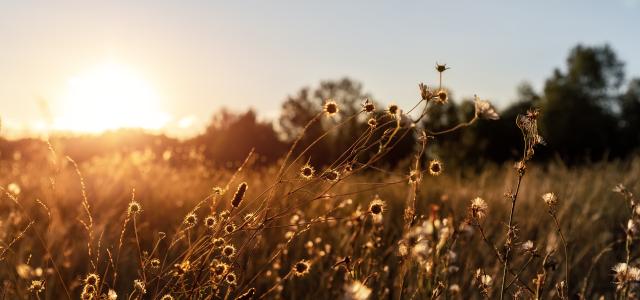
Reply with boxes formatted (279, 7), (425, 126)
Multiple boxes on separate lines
(225, 272), (238, 285)
(362, 99), (375, 113)
(219, 210), (230, 220)
(435, 63), (450, 73)
(470, 197), (489, 220)
(160, 295), (174, 300)
(387, 103), (399, 116)
(127, 201), (142, 216)
(367, 118), (377, 128)
(222, 245), (236, 257)
(83, 284), (96, 294)
(300, 164), (315, 179)
(542, 192), (558, 210)
(84, 273), (100, 286)
(344, 280), (372, 300)
(408, 169), (421, 184)
(29, 280), (45, 293)
(212, 262), (229, 276)
(521, 240), (535, 253)
(212, 238), (226, 248)
(231, 182), (248, 208)
(224, 223), (236, 234)
(133, 279), (146, 294)
(436, 90), (448, 104)
(204, 215), (216, 228)
(474, 95), (500, 120)
(429, 160), (443, 176)
(324, 100), (339, 116)
(419, 83), (433, 101)
(293, 260), (311, 277)
(108, 289), (117, 300)
(322, 169), (340, 182)
(150, 258), (161, 269)
(184, 213), (198, 228)
(368, 196), (385, 216)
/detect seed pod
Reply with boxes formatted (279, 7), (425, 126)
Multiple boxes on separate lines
(231, 182), (248, 208)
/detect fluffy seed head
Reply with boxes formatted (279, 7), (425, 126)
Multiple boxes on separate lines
(324, 100), (339, 116)
(231, 182), (248, 208)
(542, 192), (558, 210)
(474, 95), (500, 120)
(470, 197), (489, 220)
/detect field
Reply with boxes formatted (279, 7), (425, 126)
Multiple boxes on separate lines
(1, 120), (639, 300)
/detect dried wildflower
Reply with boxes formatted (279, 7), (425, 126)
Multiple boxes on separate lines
(470, 197), (488, 220)
(212, 238), (225, 248)
(222, 245), (236, 257)
(367, 118), (377, 128)
(368, 196), (385, 216)
(435, 90), (448, 104)
(324, 100), (339, 116)
(224, 223), (236, 234)
(107, 289), (117, 300)
(435, 63), (450, 73)
(300, 164), (315, 179)
(231, 182), (248, 208)
(322, 169), (340, 182)
(127, 201), (142, 216)
(344, 280), (372, 300)
(542, 192), (558, 211)
(212, 186), (225, 195)
(212, 262), (229, 276)
(183, 213), (198, 227)
(613, 263), (640, 289)
(428, 160), (443, 176)
(150, 258), (161, 269)
(387, 103), (399, 116)
(28, 280), (45, 293)
(293, 260), (311, 277)
(362, 99), (375, 113)
(219, 210), (230, 220)
(160, 295), (174, 300)
(408, 169), (421, 183)
(83, 284), (96, 295)
(517, 108), (545, 160)
(225, 272), (238, 285)
(133, 279), (146, 294)
(204, 215), (216, 228)
(481, 274), (492, 286)
(84, 273), (100, 286)
(474, 95), (500, 120)
(176, 260), (191, 275)
(81, 291), (92, 300)
(521, 240), (535, 253)
(419, 83), (433, 101)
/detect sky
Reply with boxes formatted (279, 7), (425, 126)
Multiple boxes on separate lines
(0, 0), (638, 137)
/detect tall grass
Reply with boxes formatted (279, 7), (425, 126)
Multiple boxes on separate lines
(0, 66), (637, 299)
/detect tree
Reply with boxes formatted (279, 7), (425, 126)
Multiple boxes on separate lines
(540, 44), (623, 162)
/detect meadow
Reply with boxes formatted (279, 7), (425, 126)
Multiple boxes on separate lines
(1, 68), (638, 300)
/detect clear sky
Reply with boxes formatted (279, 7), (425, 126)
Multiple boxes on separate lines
(1, 0), (638, 137)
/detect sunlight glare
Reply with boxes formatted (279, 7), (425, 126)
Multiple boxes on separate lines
(54, 62), (170, 133)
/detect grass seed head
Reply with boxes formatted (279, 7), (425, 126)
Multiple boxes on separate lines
(232, 182), (248, 208)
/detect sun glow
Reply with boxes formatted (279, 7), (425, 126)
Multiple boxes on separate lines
(54, 62), (170, 133)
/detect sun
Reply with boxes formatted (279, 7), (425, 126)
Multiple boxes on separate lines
(54, 62), (169, 133)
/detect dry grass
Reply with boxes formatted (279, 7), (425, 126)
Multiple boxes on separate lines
(1, 67), (638, 300)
